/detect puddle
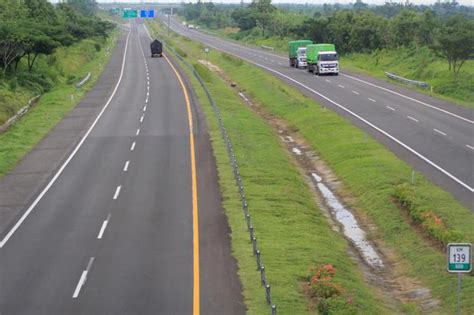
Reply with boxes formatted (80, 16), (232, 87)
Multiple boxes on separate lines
(312, 172), (384, 268)
(292, 147), (302, 155)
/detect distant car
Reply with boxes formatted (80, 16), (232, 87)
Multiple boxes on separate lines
(188, 24), (195, 29)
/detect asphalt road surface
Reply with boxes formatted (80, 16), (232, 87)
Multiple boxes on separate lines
(0, 21), (244, 314)
(163, 16), (473, 210)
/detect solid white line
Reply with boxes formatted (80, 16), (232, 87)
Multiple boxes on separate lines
(113, 186), (121, 200)
(352, 90), (360, 95)
(466, 145), (474, 150)
(0, 29), (133, 248)
(72, 257), (95, 298)
(195, 48), (473, 192)
(130, 141), (136, 151)
(123, 160), (130, 172)
(97, 216), (110, 239)
(161, 24), (473, 191)
(136, 128), (140, 135)
(408, 116), (419, 122)
(368, 98), (376, 102)
(140, 115), (144, 123)
(434, 128), (447, 136)
(340, 73), (473, 124)
(325, 79), (331, 83)
(386, 106), (395, 111)
(338, 84), (345, 88)
(157, 22), (474, 191)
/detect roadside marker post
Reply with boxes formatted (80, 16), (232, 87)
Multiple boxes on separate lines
(447, 243), (471, 315)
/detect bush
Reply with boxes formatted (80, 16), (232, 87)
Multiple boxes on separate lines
(221, 52), (243, 67)
(308, 264), (357, 314)
(192, 63), (213, 83)
(94, 43), (101, 52)
(393, 183), (464, 245)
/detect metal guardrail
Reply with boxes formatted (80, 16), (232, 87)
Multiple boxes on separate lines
(261, 45), (275, 51)
(75, 72), (91, 89)
(164, 42), (277, 315)
(0, 95), (41, 133)
(384, 71), (429, 89)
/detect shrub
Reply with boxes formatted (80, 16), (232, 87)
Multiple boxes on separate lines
(221, 52), (243, 66)
(393, 183), (463, 245)
(94, 43), (101, 52)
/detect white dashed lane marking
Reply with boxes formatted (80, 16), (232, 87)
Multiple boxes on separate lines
(434, 129), (447, 136)
(113, 185), (121, 200)
(408, 116), (419, 123)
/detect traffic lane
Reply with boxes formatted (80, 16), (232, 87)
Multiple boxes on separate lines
(73, 134), (194, 314)
(174, 27), (472, 180)
(0, 26), (151, 313)
(172, 18), (473, 124)
(142, 23), (245, 312)
(278, 66), (473, 153)
(69, 23), (195, 313)
(171, 26), (474, 206)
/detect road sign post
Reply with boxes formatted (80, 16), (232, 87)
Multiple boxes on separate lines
(447, 243), (471, 315)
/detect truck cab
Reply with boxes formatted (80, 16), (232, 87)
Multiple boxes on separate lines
(317, 51), (339, 75)
(306, 43), (339, 75)
(296, 47), (307, 68)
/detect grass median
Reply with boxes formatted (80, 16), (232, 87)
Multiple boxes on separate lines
(148, 19), (474, 314)
(0, 30), (119, 177)
(149, 21), (393, 314)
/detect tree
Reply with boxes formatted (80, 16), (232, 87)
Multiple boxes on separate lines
(431, 16), (474, 75)
(250, 0), (275, 37)
(67, 0), (97, 17)
(353, 0), (369, 11)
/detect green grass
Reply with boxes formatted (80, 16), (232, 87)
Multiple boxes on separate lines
(148, 20), (474, 314)
(0, 30), (119, 177)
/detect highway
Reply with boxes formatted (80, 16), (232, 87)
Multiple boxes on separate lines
(163, 17), (474, 209)
(0, 21), (244, 314)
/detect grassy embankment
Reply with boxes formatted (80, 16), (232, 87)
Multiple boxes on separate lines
(210, 29), (474, 109)
(0, 30), (119, 177)
(148, 21), (389, 314)
(148, 19), (474, 314)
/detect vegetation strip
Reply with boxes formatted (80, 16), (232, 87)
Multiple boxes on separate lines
(148, 19), (474, 314)
(149, 20), (390, 314)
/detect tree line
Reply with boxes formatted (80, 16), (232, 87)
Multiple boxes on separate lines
(0, 0), (114, 76)
(178, 0), (474, 74)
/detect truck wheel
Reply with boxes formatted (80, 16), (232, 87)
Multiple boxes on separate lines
(315, 66), (319, 75)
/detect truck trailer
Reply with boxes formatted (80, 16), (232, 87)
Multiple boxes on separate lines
(306, 43), (339, 75)
(150, 39), (163, 58)
(288, 40), (312, 67)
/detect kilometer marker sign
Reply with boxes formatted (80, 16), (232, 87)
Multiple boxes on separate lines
(447, 243), (471, 273)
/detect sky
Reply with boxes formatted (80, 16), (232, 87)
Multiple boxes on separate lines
(92, 0), (474, 6)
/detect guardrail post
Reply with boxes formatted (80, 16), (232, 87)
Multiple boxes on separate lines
(272, 304), (277, 315)
(265, 284), (272, 305)
(252, 237), (257, 255)
(256, 250), (262, 270)
(260, 266), (267, 286)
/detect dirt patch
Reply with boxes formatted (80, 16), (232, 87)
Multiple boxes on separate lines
(199, 60), (442, 313)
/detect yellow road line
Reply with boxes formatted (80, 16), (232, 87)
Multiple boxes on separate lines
(163, 54), (200, 315)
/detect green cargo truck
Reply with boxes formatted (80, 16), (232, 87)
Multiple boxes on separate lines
(306, 43), (339, 75)
(288, 40), (312, 67)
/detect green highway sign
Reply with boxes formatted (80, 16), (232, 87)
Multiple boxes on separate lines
(447, 243), (471, 273)
(122, 9), (137, 18)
